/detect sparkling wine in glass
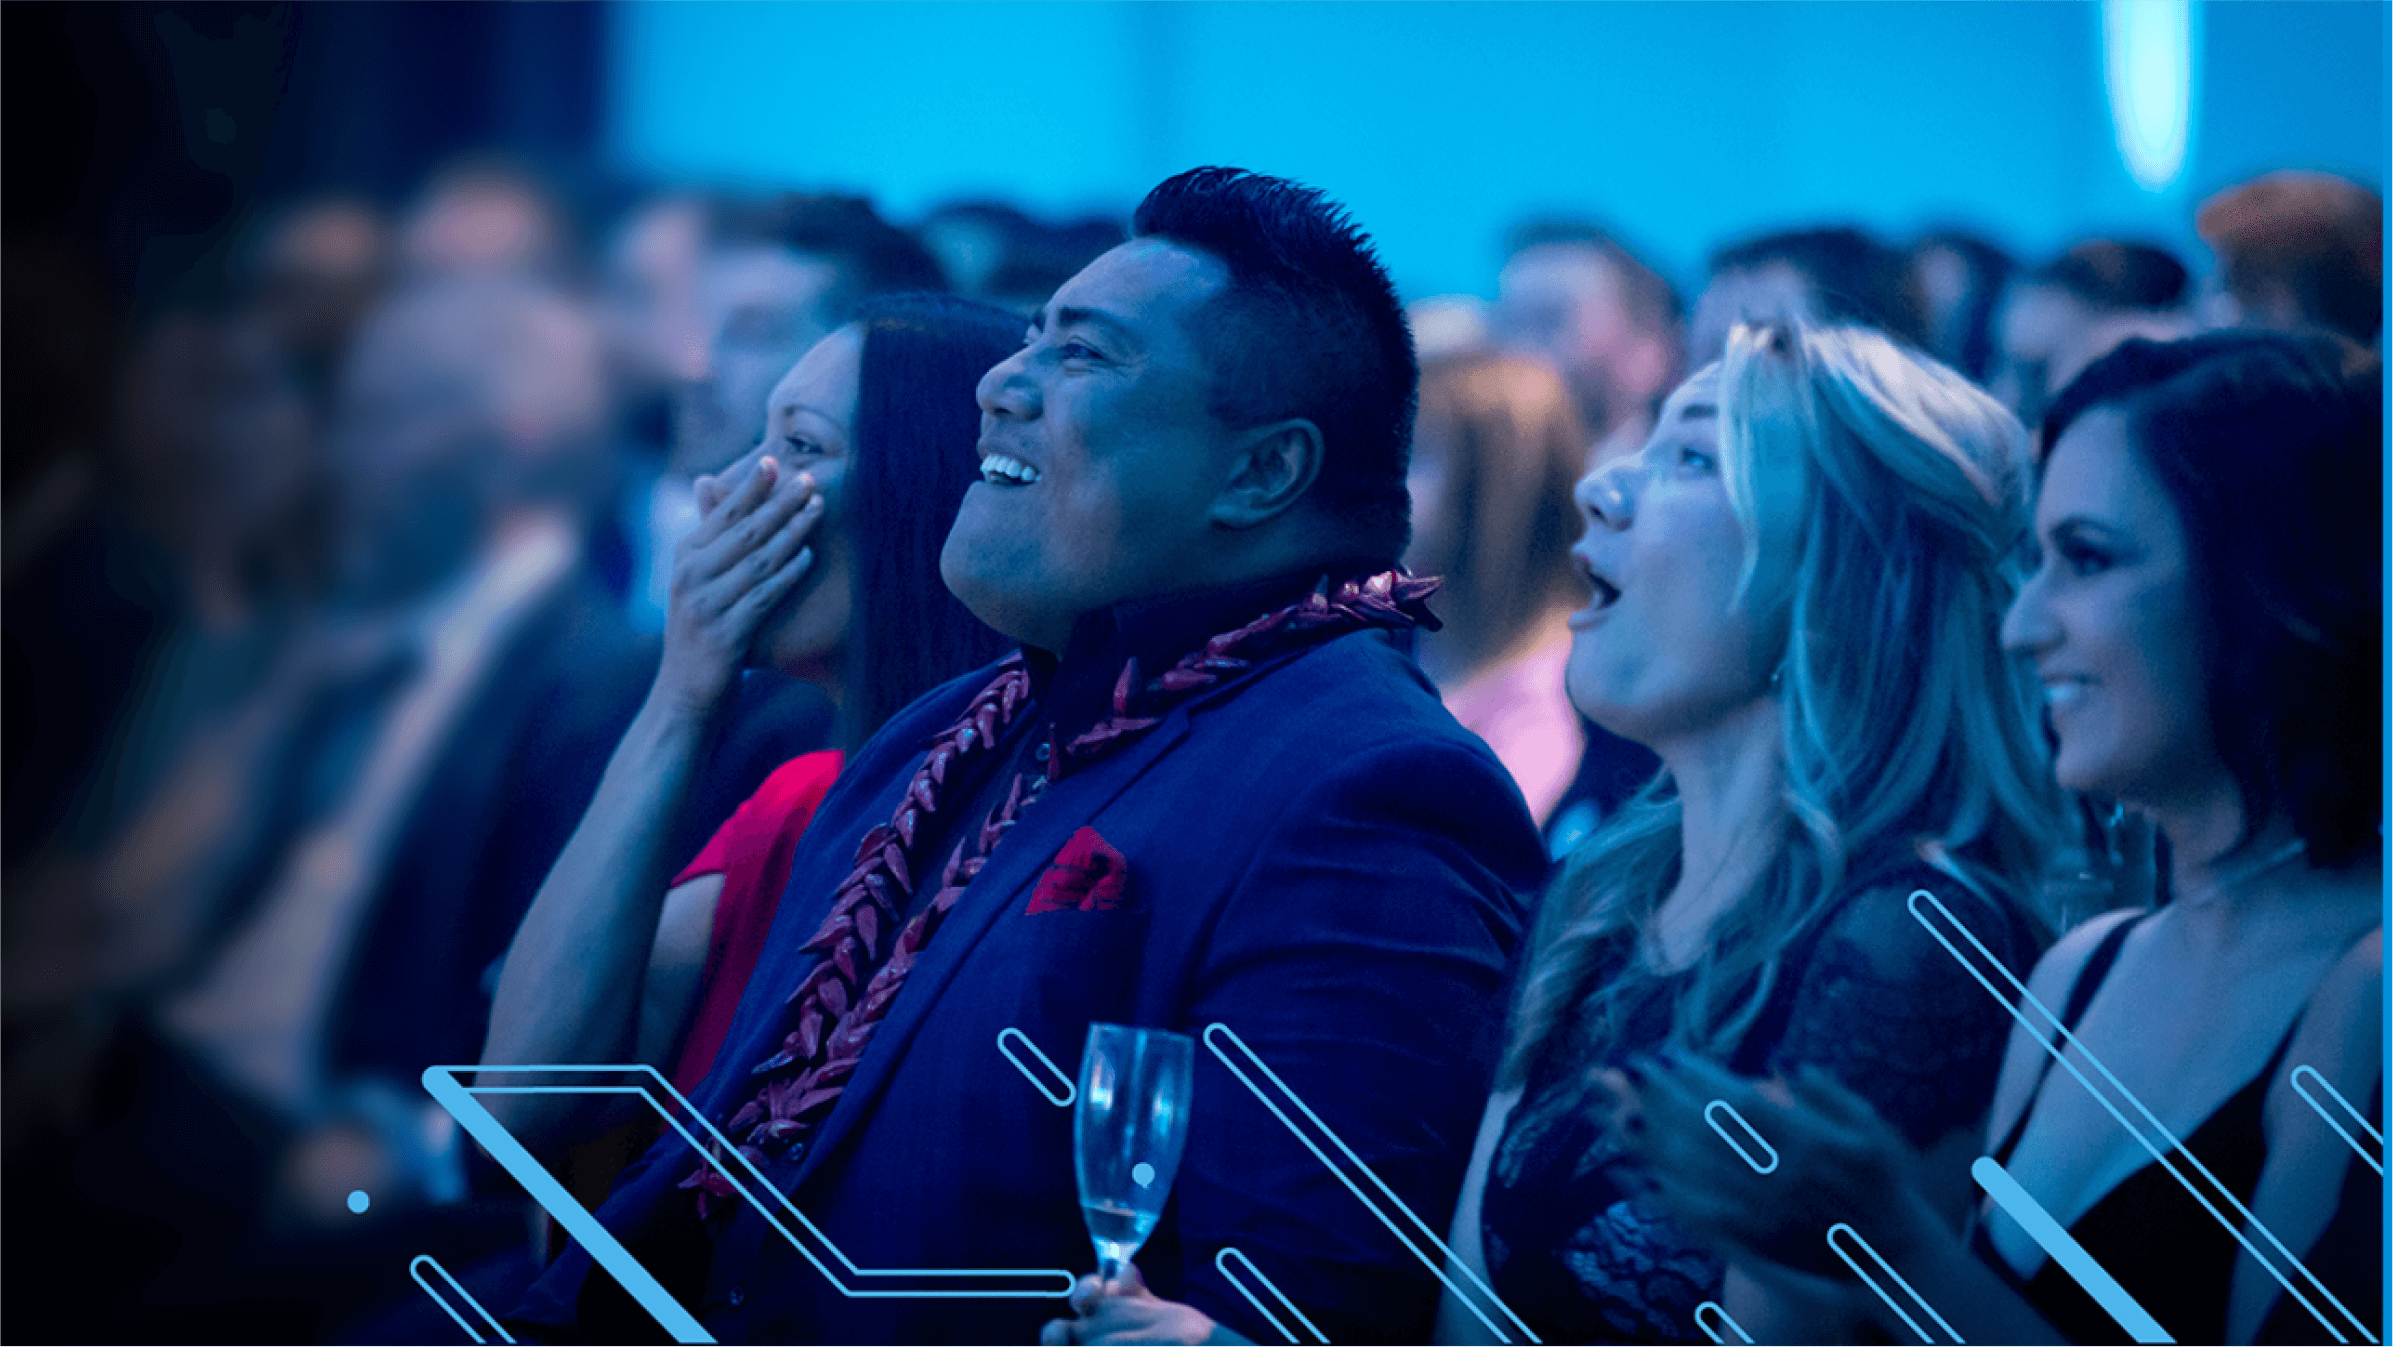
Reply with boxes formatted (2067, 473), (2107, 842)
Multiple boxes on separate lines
(1074, 1023), (1194, 1281)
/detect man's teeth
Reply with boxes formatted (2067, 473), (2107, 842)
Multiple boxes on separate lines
(980, 454), (1042, 485)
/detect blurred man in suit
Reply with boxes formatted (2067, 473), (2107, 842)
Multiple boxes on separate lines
(5, 279), (660, 1343)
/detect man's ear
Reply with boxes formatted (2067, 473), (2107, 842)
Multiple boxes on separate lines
(1209, 418), (1324, 530)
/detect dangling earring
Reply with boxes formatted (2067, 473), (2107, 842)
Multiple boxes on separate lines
(1770, 663), (1786, 690)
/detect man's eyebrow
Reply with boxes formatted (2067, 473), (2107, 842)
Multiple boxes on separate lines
(1050, 305), (1139, 346)
(1675, 401), (1719, 421)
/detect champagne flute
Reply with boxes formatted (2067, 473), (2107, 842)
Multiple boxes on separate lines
(1074, 1023), (1194, 1282)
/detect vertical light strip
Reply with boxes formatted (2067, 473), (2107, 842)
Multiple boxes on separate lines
(2104, 0), (2195, 191)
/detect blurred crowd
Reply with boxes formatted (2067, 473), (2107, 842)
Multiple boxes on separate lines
(0, 148), (2380, 1342)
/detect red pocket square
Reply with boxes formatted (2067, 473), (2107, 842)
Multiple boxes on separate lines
(1026, 826), (1131, 914)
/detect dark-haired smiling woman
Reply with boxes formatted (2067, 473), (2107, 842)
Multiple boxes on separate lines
(481, 293), (1020, 1150)
(1618, 330), (2383, 1345)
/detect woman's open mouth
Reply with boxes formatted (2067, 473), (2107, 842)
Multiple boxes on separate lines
(1568, 554), (1622, 629)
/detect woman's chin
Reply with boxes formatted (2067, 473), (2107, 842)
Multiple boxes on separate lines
(1565, 685), (1642, 745)
(761, 636), (843, 687)
(2048, 752), (2124, 804)
(758, 597), (846, 679)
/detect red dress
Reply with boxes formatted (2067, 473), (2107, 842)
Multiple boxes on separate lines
(665, 749), (845, 1095)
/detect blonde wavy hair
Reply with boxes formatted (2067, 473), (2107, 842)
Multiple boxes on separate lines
(1501, 320), (2059, 1086)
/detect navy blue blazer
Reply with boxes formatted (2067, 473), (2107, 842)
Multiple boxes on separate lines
(513, 626), (1546, 1344)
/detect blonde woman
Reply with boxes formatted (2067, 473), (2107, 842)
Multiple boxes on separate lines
(1044, 321), (2059, 1345)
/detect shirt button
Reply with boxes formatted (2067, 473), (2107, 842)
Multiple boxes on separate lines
(727, 1286), (747, 1308)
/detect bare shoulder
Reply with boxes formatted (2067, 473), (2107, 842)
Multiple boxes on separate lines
(2239, 925), (2381, 1342)
(2322, 924), (2382, 1001)
(2026, 906), (2146, 1009)
(2271, 861), (2381, 1080)
(1984, 907), (2145, 1139)
(2287, 925), (2383, 1065)
(2259, 922), (2379, 1168)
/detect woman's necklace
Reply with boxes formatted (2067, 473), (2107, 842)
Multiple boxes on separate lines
(2171, 836), (2308, 908)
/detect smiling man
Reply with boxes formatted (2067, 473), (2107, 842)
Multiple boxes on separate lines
(510, 168), (1544, 1345)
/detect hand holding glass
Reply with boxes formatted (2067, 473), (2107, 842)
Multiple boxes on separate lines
(1074, 1023), (1193, 1281)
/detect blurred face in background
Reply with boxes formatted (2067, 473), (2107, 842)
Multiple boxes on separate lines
(1991, 284), (2190, 432)
(674, 243), (844, 477)
(2001, 407), (2214, 807)
(918, 210), (1013, 298)
(396, 174), (567, 282)
(202, 317), (318, 550)
(1989, 282), (2090, 429)
(1689, 262), (1814, 369)
(115, 315), (315, 565)
(1565, 365), (1778, 747)
(1498, 244), (1656, 443)
(250, 199), (390, 383)
(486, 296), (612, 518)
(331, 287), (607, 603)
(600, 197), (709, 413)
(114, 315), (219, 555)
(1403, 352), (1581, 589)
(1911, 242), (1976, 351)
(332, 301), (496, 602)
(751, 324), (863, 673)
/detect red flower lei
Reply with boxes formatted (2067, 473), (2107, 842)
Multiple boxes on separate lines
(685, 570), (1439, 1216)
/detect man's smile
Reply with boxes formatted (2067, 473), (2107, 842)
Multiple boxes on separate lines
(976, 451), (1043, 486)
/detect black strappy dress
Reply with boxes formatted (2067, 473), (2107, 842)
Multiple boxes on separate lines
(1481, 871), (2042, 1343)
(1974, 913), (2384, 1345)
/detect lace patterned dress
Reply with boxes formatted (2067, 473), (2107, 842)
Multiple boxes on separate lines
(1479, 870), (2043, 1343)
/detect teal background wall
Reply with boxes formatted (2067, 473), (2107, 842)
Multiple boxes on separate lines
(610, 1), (2390, 298)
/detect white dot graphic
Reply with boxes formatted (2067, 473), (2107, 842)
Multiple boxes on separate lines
(1132, 1163), (1156, 1188)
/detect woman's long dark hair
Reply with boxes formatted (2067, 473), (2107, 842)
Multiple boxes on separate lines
(2040, 330), (2383, 867)
(839, 292), (1022, 747)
